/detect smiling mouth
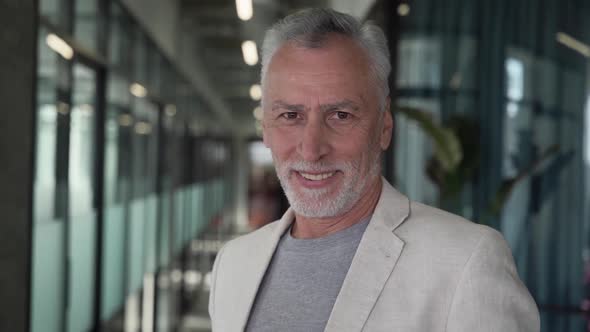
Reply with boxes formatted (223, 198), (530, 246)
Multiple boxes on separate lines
(297, 171), (336, 181)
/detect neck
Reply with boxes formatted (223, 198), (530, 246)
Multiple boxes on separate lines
(291, 176), (383, 239)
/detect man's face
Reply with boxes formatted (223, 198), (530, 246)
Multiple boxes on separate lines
(262, 34), (393, 218)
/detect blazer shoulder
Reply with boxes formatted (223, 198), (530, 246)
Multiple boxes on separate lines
(396, 200), (504, 253)
(220, 219), (280, 254)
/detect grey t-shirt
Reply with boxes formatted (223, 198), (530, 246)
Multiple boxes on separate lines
(246, 217), (371, 332)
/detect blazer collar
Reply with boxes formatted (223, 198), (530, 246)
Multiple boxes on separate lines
(235, 209), (295, 330)
(325, 178), (410, 331)
(235, 178), (410, 331)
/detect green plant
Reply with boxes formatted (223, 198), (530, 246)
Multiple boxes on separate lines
(395, 106), (560, 223)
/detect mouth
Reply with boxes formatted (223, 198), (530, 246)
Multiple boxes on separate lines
(297, 171), (336, 181)
(291, 170), (340, 189)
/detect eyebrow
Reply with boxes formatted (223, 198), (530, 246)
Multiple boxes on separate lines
(319, 100), (360, 112)
(271, 101), (306, 112)
(270, 99), (360, 113)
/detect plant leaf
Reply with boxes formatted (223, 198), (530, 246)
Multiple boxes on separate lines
(396, 106), (463, 172)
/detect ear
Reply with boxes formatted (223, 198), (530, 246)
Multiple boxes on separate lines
(380, 97), (394, 150)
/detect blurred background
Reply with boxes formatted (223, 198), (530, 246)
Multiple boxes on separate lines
(1, 0), (589, 331)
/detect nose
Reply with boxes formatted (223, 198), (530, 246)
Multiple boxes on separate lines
(297, 115), (331, 162)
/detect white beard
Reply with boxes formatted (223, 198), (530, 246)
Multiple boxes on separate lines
(273, 154), (381, 218)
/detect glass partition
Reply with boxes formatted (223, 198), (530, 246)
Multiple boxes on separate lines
(30, 26), (69, 332)
(67, 62), (98, 332)
(32, 1), (232, 331)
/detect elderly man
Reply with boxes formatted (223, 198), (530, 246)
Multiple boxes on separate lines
(209, 8), (539, 332)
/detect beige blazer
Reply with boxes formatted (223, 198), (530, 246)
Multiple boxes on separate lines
(209, 179), (540, 331)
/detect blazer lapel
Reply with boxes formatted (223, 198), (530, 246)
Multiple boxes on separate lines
(234, 209), (295, 331)
(325, 179), (410, 332)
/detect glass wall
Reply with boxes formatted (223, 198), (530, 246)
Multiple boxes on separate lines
(30, 1), (234, 331)
(373, 0), (590, 330)
(67, 61), (99, 332)
(31, 25), (69, 332)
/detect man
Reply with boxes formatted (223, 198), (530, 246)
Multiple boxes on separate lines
(209, 8), (540, 332)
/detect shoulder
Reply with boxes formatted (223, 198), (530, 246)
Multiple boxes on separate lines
(378, 180), (503, 253)
(216, 220), (280, 265)
(225, 220), (278, 248)
(395, 200), (508, 259)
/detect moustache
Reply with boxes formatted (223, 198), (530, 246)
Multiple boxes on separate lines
(282, 160), (354, 173)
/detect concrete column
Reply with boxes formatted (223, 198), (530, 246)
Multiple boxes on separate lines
(0, 0), (37, 331)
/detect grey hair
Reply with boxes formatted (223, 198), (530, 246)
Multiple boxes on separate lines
(260, 8), (391, 108)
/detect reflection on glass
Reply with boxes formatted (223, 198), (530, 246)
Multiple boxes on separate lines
(100, 73), (130, 325)
(125, 95), (160, 329)
(397, 37), (442, 89)
(67, 63), (97, 332)
(34, 32), (59, 222)
(505, 58), (524, 101)
(69, 64), (96, 216)
(30, 26), (67, 332)
(502, 55), (527, 179)
(585, 96), (590, 165)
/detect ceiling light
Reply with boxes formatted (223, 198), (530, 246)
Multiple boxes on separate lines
(57, 102), (70, 115)
(134, 121), (152, 135)
(255, 121), (263, 137)
(449, 72), (462, 90)
(507, 102), (519, 118)
(397, 3), (410, 16)
(249, 84), (262, 100)
(165, 104), (177, 117)
(46, 33), (73, 60)
(253, 106), (263, 120)
(170, 269), (183, 284)
(242, 40), (258, 66)
(130, 83), (147, 98)
(204, 272), (212, 290)
(556, 32), (590, 57)
(236, 0), (253, 21)
(118, 114), (133, 126)
(78, 103), (94, 116)
(184, 270), (202, 287)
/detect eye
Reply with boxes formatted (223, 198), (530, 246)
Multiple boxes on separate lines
(280, 112), (299, 120)
(334, 111), (350, 120)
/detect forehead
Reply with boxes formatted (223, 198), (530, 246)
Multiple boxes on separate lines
(266, 34), (372, 82)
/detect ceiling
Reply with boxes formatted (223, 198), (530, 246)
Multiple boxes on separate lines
(178, 0), (330, 136)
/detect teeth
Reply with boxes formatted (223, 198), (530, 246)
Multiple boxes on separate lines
(299, 172), (335, 181)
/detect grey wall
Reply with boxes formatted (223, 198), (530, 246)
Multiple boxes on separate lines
(0, 0), (37, 331)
